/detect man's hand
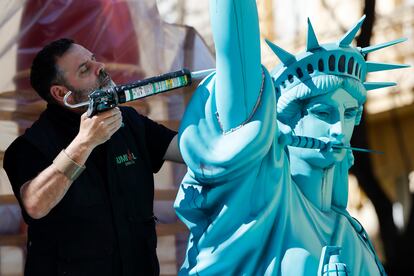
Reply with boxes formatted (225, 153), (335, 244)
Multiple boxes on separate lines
(76, 107), (123, 149)
(20, 108), (122, 219)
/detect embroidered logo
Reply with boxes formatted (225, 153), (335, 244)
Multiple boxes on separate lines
(115, 150), (137, 166)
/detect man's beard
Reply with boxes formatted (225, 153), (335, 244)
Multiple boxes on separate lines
(66, 70), (116, 104)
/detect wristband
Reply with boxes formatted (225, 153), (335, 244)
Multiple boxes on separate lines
(53, 150), (86, 181)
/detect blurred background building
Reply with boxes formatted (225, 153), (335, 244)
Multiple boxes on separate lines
(1, 0), (413, 275)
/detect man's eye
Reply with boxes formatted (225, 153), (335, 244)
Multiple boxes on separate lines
(80, 66), (89, 74)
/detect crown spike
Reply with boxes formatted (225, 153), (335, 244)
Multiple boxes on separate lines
(361, 38), (407, 55)
(338, 15), (366, 46)
(363, 82), (397, 91)
(366, 62), (410, 73)
(306, 18), (320, 51)
(265, 38), (296, 66)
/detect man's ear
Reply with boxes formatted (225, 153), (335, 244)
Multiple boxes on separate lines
(50, 85), (69, 104)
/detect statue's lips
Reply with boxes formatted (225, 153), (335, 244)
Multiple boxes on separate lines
(330, 142), (347, 154)
(332, 147), (343, 153)
(314, 137), (345, 152)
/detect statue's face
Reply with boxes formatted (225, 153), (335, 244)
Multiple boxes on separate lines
(289, 88), (359, 169)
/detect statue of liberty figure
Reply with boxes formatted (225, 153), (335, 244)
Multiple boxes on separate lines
(174, 0), (408, 275)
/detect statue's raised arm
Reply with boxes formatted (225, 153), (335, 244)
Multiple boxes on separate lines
(210, 0), (263, 132)
(178, 0), (276, 183)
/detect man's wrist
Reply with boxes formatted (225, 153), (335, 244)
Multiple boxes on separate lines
(53, 150), (86, 181)
(72, 134), (95, 151)
(64, 135), (95, 166)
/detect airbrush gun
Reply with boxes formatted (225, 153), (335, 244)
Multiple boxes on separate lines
(63, 68), (215, 117)
(282, 134), (384, 154)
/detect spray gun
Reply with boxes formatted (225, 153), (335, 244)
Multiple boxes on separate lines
(63, 68), (215, 117)
(317, 246), (350, 276)
(63, 69), (383, 155)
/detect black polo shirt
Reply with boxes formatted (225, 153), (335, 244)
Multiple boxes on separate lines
(4, 104), (176, 276)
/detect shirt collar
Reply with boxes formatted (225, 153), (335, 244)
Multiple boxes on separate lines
(45, 103), (82, 130)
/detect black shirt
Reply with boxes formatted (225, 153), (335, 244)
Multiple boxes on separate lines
(4, 104), (176, 276)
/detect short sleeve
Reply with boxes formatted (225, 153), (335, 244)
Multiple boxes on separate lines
(3, 136), (50, 202)
(122, 107), (177, 173)
(142, 115), (177, 173)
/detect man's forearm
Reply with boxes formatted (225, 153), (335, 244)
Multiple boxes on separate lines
(18, 108), (123, 219)
(20, 135), (94, 219)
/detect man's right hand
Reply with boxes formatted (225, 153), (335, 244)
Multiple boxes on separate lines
(77, 107), (123, 149)
(19, 107), (122, 219)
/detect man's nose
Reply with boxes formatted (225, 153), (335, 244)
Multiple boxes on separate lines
(93, 60), (105, 76)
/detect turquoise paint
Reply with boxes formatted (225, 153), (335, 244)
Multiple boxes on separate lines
(175, 0), (407, 275)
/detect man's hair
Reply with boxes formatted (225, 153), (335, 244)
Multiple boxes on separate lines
(30, 38), (74, 103)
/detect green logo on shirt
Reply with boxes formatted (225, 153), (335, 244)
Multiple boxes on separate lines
(115, 150), (137, 166)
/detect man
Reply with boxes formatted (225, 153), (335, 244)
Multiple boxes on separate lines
(4, 38), (182, 276)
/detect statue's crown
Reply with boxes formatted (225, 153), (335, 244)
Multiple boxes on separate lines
(266, 16), (408, 97)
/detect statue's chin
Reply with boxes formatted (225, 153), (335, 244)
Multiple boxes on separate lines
(306, 150), (344, 170)
(331, 148), (346, 163)
(289, 146), (346, 170)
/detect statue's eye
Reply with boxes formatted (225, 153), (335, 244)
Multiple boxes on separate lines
(310, 109), (330, 119)
(345, 108), (358, 119)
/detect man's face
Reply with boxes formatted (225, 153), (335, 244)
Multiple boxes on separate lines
(289, 88), (359, 169)
(55, 44), (113, 104)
